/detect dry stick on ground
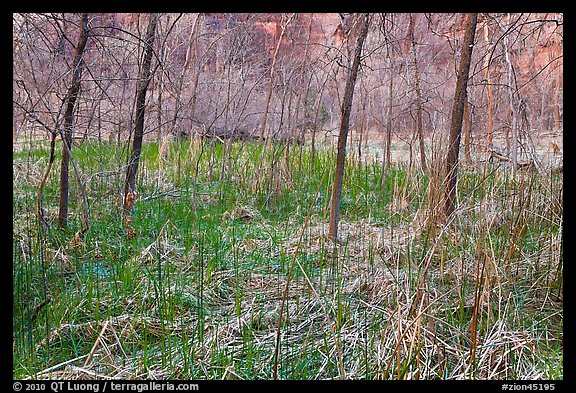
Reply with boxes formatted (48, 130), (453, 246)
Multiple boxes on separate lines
(23, 355), (90, 380)
(84, 320), (110, 367)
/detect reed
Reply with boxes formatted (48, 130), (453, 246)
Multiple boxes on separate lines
(13, 137), (562, 379)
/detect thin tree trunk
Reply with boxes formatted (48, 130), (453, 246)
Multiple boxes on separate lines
(409, 14), (427, 172)
(540, 88), (547, 131)
(328, 13), (370, 241)
(123, 13), (160, 213)
(295, 14), (314, 181)
(58, 13), (90, 228)
(259, 13), (295, 142)
(384, 49), (393, 172)
(463, 100), (473, 166)
(444, 13), (478, 218)
(310, 63), (334, 175)
(483, 17), (494, 152)
(156, 72), (163, 144)
(292, 13), (314, 140)
(97, 100), (102, 143)
(553, 62), (562, 130)
(503, 19), (518, 171)
(254, 14), (295, 194)
(504, 112), (511, 154)
(172, 15), (200, 138)
(382, 13), (394, 173)
(189, 15), (204, 128)
(357, 86), (365, 167)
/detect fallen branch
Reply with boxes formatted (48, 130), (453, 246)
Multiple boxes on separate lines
(84, 320), (110, 367)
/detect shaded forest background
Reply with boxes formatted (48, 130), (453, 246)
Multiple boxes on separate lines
(13, 13), (563, 152)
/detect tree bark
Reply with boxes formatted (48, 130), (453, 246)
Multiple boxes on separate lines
(384, 44), (393, 174)
(58, 13), (90, 228)
(463, 100), (473, 165)
(328, 13), (370, 241)
(123, 13), (160, 213)
(482, 17), (494, 152)
(444, 13), (478, 218)
(409, 14), (427, 172)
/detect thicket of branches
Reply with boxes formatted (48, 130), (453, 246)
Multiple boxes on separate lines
(13, 13), (562, 147)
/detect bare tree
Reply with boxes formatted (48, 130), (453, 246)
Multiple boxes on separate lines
(482, 15), (494, 152)
(58, 13), (90, 228)
(408, 14), (427, 172)
(501, 14), (519, 171)
(444, 13), (478, 218)
(328, 13), (370, 241)
(123, 13), (160, 213)
(384, 41), (394, 173)
(259, 13), (296, 142)
(379, 13), (396, 182)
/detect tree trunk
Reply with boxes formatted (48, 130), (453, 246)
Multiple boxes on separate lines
(123, 13), (160, 213)
(502, 17), (518, 171)
(357, 85), (366, 167)
(444, 13), (478, 218)
(174, 14), (201, 138)
(156, 71), (163, 144)
(310, 61), (334, 176)
(463, 100), (473, 165)
(409, 14), (427, 172)
(483, 17), (494, 152)
(259, 13), (295, 142)
(328, 13), (370, 241)
(294, 14), (314, 180)
(384, 47), (393, 173)
(58, 13), (90, 228)
(553, 62), (562, 130)
(254, 14), (295, 194)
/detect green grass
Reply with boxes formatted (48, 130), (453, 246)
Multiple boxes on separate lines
(13, 138), (562, 380)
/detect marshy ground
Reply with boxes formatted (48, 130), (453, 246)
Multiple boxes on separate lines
(13, 133), (562, 380)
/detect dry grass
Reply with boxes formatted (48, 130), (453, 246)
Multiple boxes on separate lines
(13, 135), (562, 380)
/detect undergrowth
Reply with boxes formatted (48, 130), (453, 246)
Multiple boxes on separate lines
(13, 138), (562, 380)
